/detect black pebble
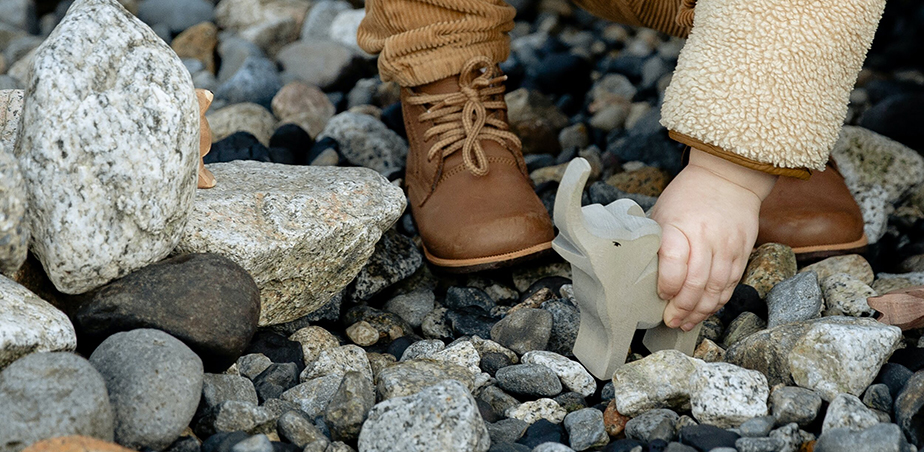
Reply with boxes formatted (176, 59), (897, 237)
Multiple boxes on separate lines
(201, 431), (250, 452)
(444, 287), (496, 315)
(716, 284), (766, 324)
(877, 362), (915, 397)
(386, 336), (416, 360)
(307, 136), (341, 165)
(243, 331), (305, 372)
(478, 397), (501, 423)
(271, 442), (301, 452)
(488, 442), (531, 452)
(521, 277), (573, 301)
(601, 438), (645, 452)
(647, 439), (670, 452)
(381, 103), (406, 139)
(253, 363), (299, 402)
(530, 52), (592, 99)
(164, 437), (200, 452)
(204, 132), (271, 164)
(516, 419), (566, 449)
(269, 124), (313, 165)
(678, 424), (740, 451)
(481, 352), (514, 377)
(889, 348), (924, 372)
(446, 310), (495, 339)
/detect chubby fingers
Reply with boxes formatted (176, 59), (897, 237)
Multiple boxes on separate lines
(662, 234), (712, 330)
(657, 225), (690, 303)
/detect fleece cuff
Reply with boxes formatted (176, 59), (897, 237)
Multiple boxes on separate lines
(660, 0), (886, 171)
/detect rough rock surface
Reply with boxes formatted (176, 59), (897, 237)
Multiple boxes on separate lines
(14, 0), (199, 294)
(376, 359), (474, 400)
(765, 272), (823, 328)
(0, 142), (27, 276)
(89, 329), (204, 450)
(522, 351), (596, 397)
(689, 363), (769, 428)
(0, 353), (114, 450)
(316, 112), (408, 176)
(611, 350), (699, 416)
(358, 380), (491, 452)
(0, 275), (76, 369)
(175, 161), (405, 326)
(821, 393), (881, 434)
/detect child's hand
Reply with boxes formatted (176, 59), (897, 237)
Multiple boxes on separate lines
(649, 148), (778, 331)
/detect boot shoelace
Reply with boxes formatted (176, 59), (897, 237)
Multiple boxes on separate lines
(405, 56), (522, 177)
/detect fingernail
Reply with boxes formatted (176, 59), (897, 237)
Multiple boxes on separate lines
(657, 292), (667, 300)
(682, 323), (695, 332)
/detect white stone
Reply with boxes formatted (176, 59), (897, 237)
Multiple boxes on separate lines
(174, 161), (405, 326)
(329, 9), (366, 55)
(281, 374), (342, 419)
(853, 185), (890, 245)
(821, 273), (877, 317)
(299, 345), (373, 384)
(0, 275), (77, 368)
(611, 350), (701, 416)
(832, 126), (924, 203)
(470, 336), (518, 364)
(522, 351), (596, 397)
(0, 90), (24, 152)
(14, 0), (199, 294)
(289, 326), (339, 364)
(428, 341), (481, 376)
(506, 398), (568, 424)
(689, 362), (769, 428)
(821, 393), (881, 434)
(788, 318), (902, 401)
(400, 339), (445, 362)
(0, 143), (27, 276)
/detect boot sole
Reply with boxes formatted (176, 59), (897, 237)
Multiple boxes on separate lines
(790, 233), (869, 262)
(423, 241), (554, 273)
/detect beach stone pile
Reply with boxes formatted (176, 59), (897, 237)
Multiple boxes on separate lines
(2, 0), (924, 452)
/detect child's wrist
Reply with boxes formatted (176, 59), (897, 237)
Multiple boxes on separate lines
(687, 147), (778, 201)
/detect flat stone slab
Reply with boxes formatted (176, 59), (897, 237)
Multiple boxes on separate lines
(175, 161), (405, 326)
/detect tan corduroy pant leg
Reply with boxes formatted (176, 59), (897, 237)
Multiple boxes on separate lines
(357, 0), (690, 87)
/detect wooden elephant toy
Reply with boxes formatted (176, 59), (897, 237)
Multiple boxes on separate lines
(552, 157), (701, 380)
(195, 89), (216, 189)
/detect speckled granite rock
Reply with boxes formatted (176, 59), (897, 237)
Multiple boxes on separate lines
(358, 380), (490, 452)
(522, 351), (596, 397)
(13, 0), (199, 294)
(611, 350), (700, 417)
(821, 393), (881, 434)
(821, 273), (877, 317)
(689, 363), (768, 428)
(207, 102), (277, 146)
(0, 145), (27, 276)
(800, 255), (874, 285)
(0, 275), (76, 369)
(317, 112), (407, 176)
(375, 359), (474, 400)
(0, 90), (24, 151)
(505, 398), (568, 424)
(175, 161), (404, 326)
(742, 244), (797, 298)
(765, 272), (823, 329)
(831, 126), (924, 205)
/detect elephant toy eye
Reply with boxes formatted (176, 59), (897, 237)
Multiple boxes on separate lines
(612, 241), (621, 247)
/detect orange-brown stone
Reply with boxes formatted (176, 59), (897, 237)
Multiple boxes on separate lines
(606, 166), (671, 197)
(603, 399), (629, 437)
(172, 22), (219, 74)
(22, 436), (134, 452)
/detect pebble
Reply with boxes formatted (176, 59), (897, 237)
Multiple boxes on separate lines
(532, 443), (576, 452)
(300, 345), (373, 384)
(0, 352), (114, 448)
(603, 400), (630, 437)
(351, 229), (423, 301)
(800, 255), (875, 285)
(516, 419), (565, 449)
(358, 380), (491, 452)
(563, 408), (610, 451)
(611, 350), (699, 417)
(765, 272), (824, 328)
(522, 351), (595, 397)
(689, 362), (769, 428)
(171, 21), (218, 73)
(821, 273), (877, 317)
(734, 437), (785, 452)
(738, 416), (776, 437)
(788, 318), (901, 401)
(559, 123), (590, 150)
(384, 289), (435, 329)
(496, 364), (564, 398)
(863, 383), (894, 412)
(276, 41), (358, 91)
(716, 284), (766, 325)
(0, 275), (76, 368)
(20, 437), (139, 452)
(692, 339), (725, 363)
(625, 409), (679, 443)
(606, 166), (670, 197)
(678, 425), (740, 451)
(487, 418), (530, 444)
(194, 400), (274, 437)
(822, 393), (882, 434)
(478, 385), (521, 419)
(73, 253), (260, 372)
(208, 102), (277, 146)
(0, 146), (27, 276)
(176, 162), (404, 326)
(553, 392), (588, 413)
(854, 185), (891, 244)
(17, 0), (200, 294)
(491, 308), (553, 355)
(505, 88), (569, 155)
(831, 125), (924, 205)
(137, 0), (214, 34)
(317, 112), (408, 176)
(400, 339), (446, 361)
(280, 375), (342, 419)
(329, 9), (366, 54)
(376, 358), (474, 400)
(277, 410), (329, 449)
(288, 326), (340, 366)
(471, 336), (519, 364)
(300, 1), (351, 41)
(346, 321), (379, 347)
(742, 243), (798, 298)
(815, 423), (912, 452)
(506, 399), (568, 424)
(324, 371), (375, 441)
(542, 300), (580, 357)
(722, 312), (767, 348)
(895, 370), (924, 446)
(770, 386), (822, 427)
(89, 329), (204, 450)
(215, 56), (283, 109)
(511, 263), (571, 293)
(445, 286), (497, 315)
(344, 306), (412, 343)
(204, 132), (272, 163)
(200, 373), (259, 414)
(237, 354), (273, 381)
(253, 363), (299, 402)
(272, 81), (335, 139)
(243, 331), (304, 370)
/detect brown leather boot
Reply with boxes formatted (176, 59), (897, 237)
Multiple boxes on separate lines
(402, 57), (554, 272)
(757, 160), (867, 260)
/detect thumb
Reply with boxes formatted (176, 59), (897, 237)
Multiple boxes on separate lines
(658, 224), (690, 301)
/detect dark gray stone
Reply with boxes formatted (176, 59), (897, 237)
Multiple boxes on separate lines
(722, 312), (766, 348)
(734, 437), (786, 452)
(770, 386), (822, 427)
(481, 352), (514, 376)
(75, 253), (261, 372)
(215, 56), (283, 110)
(230, 434), (273, 452)
(816, 424), (911, 452)
(737, 416), (776, 437)
(237, 354), (273, 381)
(445, 287), (497, 315)
(324, 371), (375, 441)
(199, 373), (259, 416)
(194, 401), (275, 437)
(349, 229), (423, 301)
(563, 408), (609, 451)
(496, 364), (563, 398)
(375, 359), (474, 400)
(864, 384), (893, 413)
(486, 418), (530, 445)
(384, 289), (435, 329)
(553, 392), (588, 413)
(490, 308), (553, 355)
(543, 300), (579, 357)
(625, 409), (679, 443)
(0, 352), (114, 450)
(253, 363), (299, 403)
(477, 385), (521, 420)
(895, 370), (924, 447)
(765, 272), (823, 328)
(317, 113), (408, 177)
(89, 329), (204, 450)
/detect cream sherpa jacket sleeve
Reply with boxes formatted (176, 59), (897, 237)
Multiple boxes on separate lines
(660, 0), (887, 179)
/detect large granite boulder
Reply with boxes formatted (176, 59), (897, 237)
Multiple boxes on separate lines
(175, 161), (405, 325)
(13, 0), (199, 294)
